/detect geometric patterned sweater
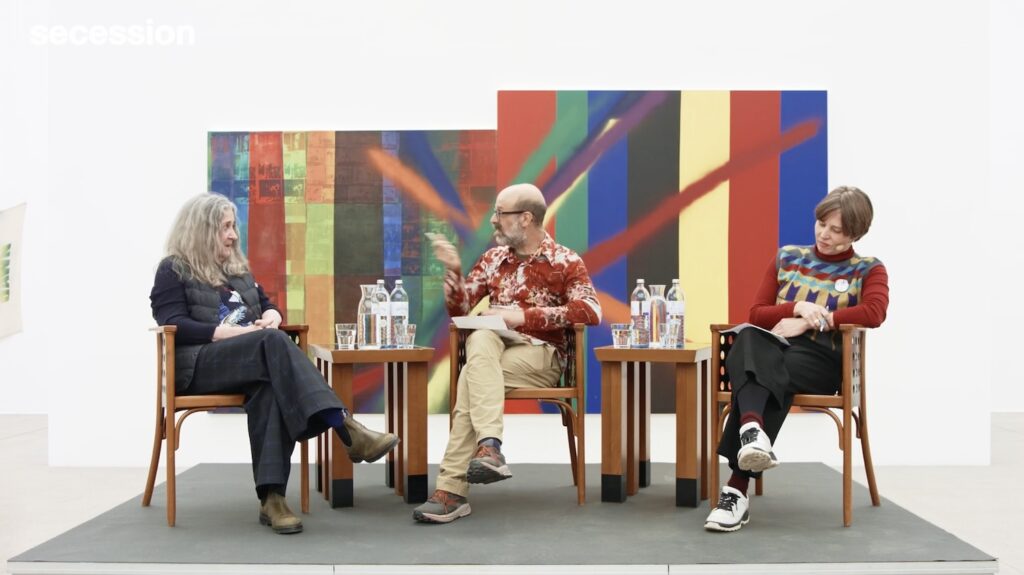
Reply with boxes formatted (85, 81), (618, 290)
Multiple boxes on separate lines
(749, 245), (889, 332)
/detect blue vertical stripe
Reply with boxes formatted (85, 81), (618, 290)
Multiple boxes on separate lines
(779, 91), (828, 247)
(382, 131), (402, 278)
(586, 91), (629, 413)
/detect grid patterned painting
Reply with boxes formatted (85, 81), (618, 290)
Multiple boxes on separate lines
(209, 131), (497, 413)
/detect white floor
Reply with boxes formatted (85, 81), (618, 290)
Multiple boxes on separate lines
(2, 413), (1022, 575)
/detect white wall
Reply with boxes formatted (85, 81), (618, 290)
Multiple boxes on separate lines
(990, 0), (1024, 410)
(0, 0), (1009, 467)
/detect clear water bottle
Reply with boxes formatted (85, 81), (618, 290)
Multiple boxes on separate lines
(373, 279), (391, 348)
(389, 279), (409, 348)
(630, 278), (651, 349)
(666, 279), (685, 348)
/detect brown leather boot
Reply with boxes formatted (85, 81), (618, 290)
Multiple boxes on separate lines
(344, 417), (400, 463)
(258, 493), (303, 534)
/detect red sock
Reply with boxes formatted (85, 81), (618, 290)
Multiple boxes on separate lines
(739, 412), (764, 429)
(727, 472), (750, 495)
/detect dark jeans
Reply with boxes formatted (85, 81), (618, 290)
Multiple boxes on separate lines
(183, 329), (343, 497)
(717, 329), (842, 478)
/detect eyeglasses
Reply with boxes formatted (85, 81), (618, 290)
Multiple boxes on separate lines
(494, 209), (527, 218)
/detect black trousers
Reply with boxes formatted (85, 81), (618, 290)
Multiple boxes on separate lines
(717, 329), (842, 478)
(182, 329), (344, 497)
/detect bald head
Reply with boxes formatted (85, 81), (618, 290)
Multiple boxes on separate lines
(497, 183), (546, 227)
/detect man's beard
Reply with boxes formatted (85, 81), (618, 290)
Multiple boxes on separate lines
(493, 226), (525, 248)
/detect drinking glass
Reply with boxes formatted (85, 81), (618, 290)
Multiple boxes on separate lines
(335, 323), (357, 349)
(611, 323), (631, 349)
(397, 323), (417, 348)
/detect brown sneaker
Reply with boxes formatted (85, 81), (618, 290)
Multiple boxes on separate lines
(412, 489), (471, 524)
(258, 493), (303, 534)
(467, 443), (512, 484)
(344, 417), (400, 463)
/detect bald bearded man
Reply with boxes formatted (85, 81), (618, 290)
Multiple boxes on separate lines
(413, 183), (602, 524)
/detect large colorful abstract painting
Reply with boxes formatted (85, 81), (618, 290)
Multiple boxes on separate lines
(207, 89), (827, 414)
(498, 91), (827, 412)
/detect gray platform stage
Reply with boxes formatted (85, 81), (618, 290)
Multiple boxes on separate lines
(8, 462), (995, 574)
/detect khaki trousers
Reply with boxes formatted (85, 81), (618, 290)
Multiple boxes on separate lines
(436, 330), (562, 496)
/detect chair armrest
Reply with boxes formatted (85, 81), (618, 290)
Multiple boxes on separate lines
(710, 323), (737, 336)
(279, 324), (309, 352)
(149, 325), (177, 335)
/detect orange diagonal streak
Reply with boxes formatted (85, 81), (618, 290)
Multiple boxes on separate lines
(366, 149), (473, 229)
(597, 290), (631, 325)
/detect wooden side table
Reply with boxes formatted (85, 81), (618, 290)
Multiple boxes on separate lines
(596, 344), (712, 507)
(309, 345), (432, 507)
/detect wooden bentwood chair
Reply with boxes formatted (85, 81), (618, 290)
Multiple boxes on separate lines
(143, 324), (311, 526)
(709, 324), (880, 527)
(449, 323), (587, 504)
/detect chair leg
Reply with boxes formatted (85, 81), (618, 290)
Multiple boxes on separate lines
(576, 404), (586, 505)
(754, 477), (764, 496)
(143, 408), (164, 507)
(858, 411), (881, 507)
(300, 439), (309, 514)
(166, 415), (177, 527)
(562, 408), (578, 485)
(843, 408), (853, 527)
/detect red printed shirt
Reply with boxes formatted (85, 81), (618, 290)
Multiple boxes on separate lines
(447, 233), (602, 359)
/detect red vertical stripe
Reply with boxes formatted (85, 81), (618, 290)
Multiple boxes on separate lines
(248, 132), (287, 313)
(497, 91), (556, 190)
(729, 92), (781, 323)
(496, 91), (556, 414)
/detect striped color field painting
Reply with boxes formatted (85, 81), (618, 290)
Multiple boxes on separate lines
(206, 90), (826, 414)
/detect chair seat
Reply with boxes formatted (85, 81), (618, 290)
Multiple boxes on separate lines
(714, 391), (844, 409)
(505, 387), (580, 400)
(791, 395), (844, 408)
(175, 395), (246, 409)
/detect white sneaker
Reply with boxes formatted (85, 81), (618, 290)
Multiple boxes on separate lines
(705, 486), (750, 532)
(737, 421), (779, 473)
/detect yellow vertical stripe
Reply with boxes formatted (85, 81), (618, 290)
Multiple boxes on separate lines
(678, 92), (729, 345)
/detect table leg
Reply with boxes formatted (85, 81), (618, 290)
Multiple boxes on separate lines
(626, 361), (638, 496)
(330, 363), (355, 508)
(675, 362), (702, 507)
(384, 362), (397, 490)
(395, 362), (407, 498)
(315, 358), (325, 495)
(639, 361), (651, 489)
(601, 361), (627, 502)
(699, 358), (709, 501)
(402, 361), (428, 503)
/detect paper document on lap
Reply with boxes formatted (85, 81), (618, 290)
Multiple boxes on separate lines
(722, 323), (790, 346)
(451, 315), (541, 345)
